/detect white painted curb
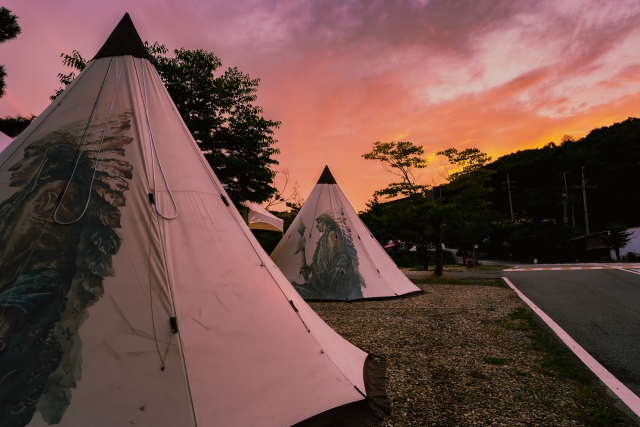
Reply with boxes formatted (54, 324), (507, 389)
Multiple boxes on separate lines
(501, 276), (640, 418)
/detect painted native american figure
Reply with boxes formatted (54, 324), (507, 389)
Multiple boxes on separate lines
(0, 113), (133, 426)
(293, 213), (364, 300)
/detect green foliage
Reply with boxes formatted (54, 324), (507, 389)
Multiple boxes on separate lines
(437, 147), (492, 182)
(505, 308), (621, 425)
(505, 220), (581, 262)
(50, 50), (88, 100)
(362, 141), (429, 198)
(0, 115), (35, 137)
(0, 7), (20, 43)
(362, 144), (494, 276)
(602, 224), (634, 261)
(483, 356), (508, 365)
(469, 370), (488, 379)
(486, 118), (640, 230)
(150, 46), (281, 203)
(0, 7), (21, 98)
(251, 209), (298, 254)
(621, 251), (640, 262)
(52, 43), (280, 204)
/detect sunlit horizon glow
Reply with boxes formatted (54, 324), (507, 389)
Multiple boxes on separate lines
(1, 0), (639, 210)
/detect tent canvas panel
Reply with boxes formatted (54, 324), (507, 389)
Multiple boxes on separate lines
(157, 192), (366, 426)
(335, 186), (424, 297)
(0, 131), (12, 153)
(242, 201), (284, 232)
(0, 55), (193, 426)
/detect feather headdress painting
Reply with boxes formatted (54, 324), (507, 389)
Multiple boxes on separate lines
(0, 112), (133, 426)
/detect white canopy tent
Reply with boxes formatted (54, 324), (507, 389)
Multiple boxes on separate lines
(0, 130), (12, 152)
(271, 166), (423, 301)
(0, 15), (388, 427)
(242, 200), (284, 232)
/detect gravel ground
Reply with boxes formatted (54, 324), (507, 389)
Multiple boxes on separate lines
(309, 281), (637, 427)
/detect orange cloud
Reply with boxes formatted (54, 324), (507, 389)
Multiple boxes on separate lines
(1, 0), (639, 211)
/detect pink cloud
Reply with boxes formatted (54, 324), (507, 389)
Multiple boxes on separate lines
(1, 0), (639, 210)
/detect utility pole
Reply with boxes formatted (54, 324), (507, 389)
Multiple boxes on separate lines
(503, 174), (515, 222)
(581, 167), (589, 234)
(560, 172), (569, 225)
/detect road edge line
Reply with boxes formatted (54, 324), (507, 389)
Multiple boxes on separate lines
(501, 276), (640, 417)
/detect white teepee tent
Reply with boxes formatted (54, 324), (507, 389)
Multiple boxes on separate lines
(271, 166), (423, 301)
(0, 15), (388, 427)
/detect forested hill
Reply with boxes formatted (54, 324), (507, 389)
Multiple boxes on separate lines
(485, 117), (640, 231)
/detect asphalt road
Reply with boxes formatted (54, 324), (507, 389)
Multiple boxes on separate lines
(503, 269), (640, 397)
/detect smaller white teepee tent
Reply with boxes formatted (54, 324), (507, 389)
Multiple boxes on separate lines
(241, 201), (284, 232)
(271, 166), (423, 301)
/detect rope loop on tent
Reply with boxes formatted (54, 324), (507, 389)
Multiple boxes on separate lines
(54, 57), (123, 225)
(141, 58), (178, 220)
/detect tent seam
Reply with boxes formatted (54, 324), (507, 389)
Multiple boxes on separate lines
(132, 57), (198, 427)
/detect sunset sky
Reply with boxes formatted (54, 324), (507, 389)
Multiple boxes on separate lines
(1, 0), (639, 210)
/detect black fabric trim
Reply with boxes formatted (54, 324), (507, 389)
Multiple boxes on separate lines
(292, 399), (380, 427)
(303, 289), (424, 303)
(316, 166), (337, 184)
(93, 13), (152, 61)
(363, 355), (391, 414)
(292, 356), (389, 427)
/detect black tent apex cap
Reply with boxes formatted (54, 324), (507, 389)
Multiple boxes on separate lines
(317, 166), (337, 184)
(93, 13), (152, 61)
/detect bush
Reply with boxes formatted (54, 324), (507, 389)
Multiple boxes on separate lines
(621, 251), (640, 262)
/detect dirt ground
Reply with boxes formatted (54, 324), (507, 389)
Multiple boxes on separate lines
(310, 280), (638, 427)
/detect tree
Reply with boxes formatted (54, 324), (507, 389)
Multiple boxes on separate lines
(361, 141), (435, 269)
(431, 148), (494, 270)
(0, 7), (21, 98)
(52, 43), (280, 204)
(362, 144), (494, 276)
(263, 168), (300, 209)
(0, 8), (34, 138)
(50, 50), (87, 100)
(360, 196), (435, 269)
(484, 118), (640, 230)
(0, 115), (35, 137)
(437, 148), (492, 182)
(603, 224), (634, 261)
(362, 141), (429, 198)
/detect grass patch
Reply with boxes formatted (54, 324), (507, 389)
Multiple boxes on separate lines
(529, 385), (558, 407)
(411, 276), (503, 287)
(477, 264), (510, 271)
(469, 370), (488, 379)
(484, 356), (508, 365)
(489, 327), (504, 338)
(501, 307), (622, 425)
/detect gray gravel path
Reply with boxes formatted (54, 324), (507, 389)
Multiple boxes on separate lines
(311, 280), (637, 426)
